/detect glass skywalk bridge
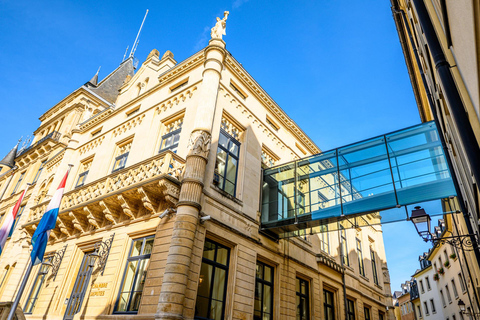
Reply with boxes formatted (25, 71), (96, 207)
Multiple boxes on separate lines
(261, 121), (458, 238)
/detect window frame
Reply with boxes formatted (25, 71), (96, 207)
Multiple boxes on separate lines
(356, 238), (365, 276)
(32, 160), (46, 184)
(340, 226), (349, 266)
(323, 289), (335, 320)
(112, 152), (129, 173)
(195, 239), (230, 320)
(76, 170), (89, 188)
(24, 256), (52, 314)
(296, 277), (310, 320)
(364, 306), (371, 320)
(113, 235), (154, 314)
(11, 171), (25, 195)
(159, 128), (182, 154)
(347, 299), (356, 320)
(424, 301), (429, 315)
(254, 261), (274, 320)
(214, 129), (241, 197)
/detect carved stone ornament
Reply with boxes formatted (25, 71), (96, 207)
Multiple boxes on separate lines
(187, 130), (211, 158)
(211, 11), (229, 40)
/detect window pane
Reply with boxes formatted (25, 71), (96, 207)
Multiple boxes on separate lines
(131, 240), (143, 257)
(117, 292), (130, 312)
(203, 241), (216, 261)
(229, 142), (239, 156)
(255, 281), (262, 313)
(212, 269), (226, 301)
(143, 238), (154, 255)
(216, 246), (229, 265)
(263, 284), (272, 313)
(210, 299), (224, 320)
(226, 157), (237, 184)
(219, 133), (228, 149)
(215, 149), (227, 177)
(264, 266), (272, 282)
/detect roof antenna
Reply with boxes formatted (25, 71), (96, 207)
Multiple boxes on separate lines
(129, 9), (149, 58)
(122, 46), (129, 61)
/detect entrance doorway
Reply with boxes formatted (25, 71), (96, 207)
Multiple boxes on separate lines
(64, 253), (94, 320)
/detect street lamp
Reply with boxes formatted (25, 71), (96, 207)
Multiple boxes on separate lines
(458, 299), (480, 317)
(409, 207), (478, 251)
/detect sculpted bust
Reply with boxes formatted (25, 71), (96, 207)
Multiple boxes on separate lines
(211, 11), (230, 40)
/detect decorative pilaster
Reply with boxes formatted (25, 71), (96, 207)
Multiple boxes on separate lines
(156, 14), (228, 320)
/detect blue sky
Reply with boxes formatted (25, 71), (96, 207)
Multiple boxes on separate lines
(0, 1), (432, 291)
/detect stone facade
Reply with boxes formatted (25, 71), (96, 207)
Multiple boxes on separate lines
(0, 20), (393, 320)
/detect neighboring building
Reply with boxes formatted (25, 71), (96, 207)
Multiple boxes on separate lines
(398, 281), (415, 320)
(393, 290), (403, 320)
(412, 217), (471, 320)
(391, 0), (480, 316)
(0, 15), (394, 320)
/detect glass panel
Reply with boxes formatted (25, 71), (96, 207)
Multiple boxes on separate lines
(117, 292), (130, 312)
(210, 300), (224, 320)
(218, 133), (228, 149)
(264, 265), (272, 282)
(226, 157), (237, 186)
(203, 241), (216, 261)
(212, 269), (226, 301)
(143, 238), (154, 255)
(254, 281), (262, 313)
(131, 240), (143, 257)
(216, 246), (228, 265)
(263, 284), (272, 313)
(229, 141), (239, 156)
(121, 260), (138, 295)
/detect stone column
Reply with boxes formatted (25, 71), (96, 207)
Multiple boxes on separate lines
(156, 38), (226, 320)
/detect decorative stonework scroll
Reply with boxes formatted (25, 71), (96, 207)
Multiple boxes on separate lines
(187, 130), (211, 158)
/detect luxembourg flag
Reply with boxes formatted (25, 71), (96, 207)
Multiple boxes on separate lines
(31, 170), (69, 265)
(0, 185), (29, 254)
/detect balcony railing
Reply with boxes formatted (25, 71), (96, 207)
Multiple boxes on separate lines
(261, 121), (457, 236)
(17, 131), (62, 157)
(24, 151), (184, 239)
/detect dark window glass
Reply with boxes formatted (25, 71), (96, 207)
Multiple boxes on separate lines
(347, 299), (356, 320)
(214, 130), (240, 196)
(112, 152), (129, 172)
(341, 226), (349, 266)
(356, 239), (364, 276)
(11, 172), (25, 195)
(379, 311), (385, 320)
(76, 171), (89, 188)
(159, 128), (182, 154)
(254, 261), (273, 320)
(32, 161), (46, 184)
(8, 205), (25, 238)
(195, 239), (230, 320)
(24, 256), (52, 313)
(371, 248), (378, 285)
(296, 278), (310, 320)
(364, 307), (370, 320)
(114, 236), (154, 313)
(324, 289), (334, 320)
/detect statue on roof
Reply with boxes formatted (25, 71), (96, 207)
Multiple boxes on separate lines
(211, 11), (229, 40)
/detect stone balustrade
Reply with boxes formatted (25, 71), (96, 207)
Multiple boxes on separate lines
(23, 151), (184, 241)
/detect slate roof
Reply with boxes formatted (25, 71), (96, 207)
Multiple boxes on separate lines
(0, 144), (18, 168)
(86, 58), (135, 104)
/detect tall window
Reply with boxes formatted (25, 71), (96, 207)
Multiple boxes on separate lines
(24, 257), (52, 314)
(417, 305), (422, 318)
(370, 248), (378, 285)
(364, 307), (371, 320)
(379, 312), (385, 320)
(159, 119), (183, 153)
(11, 172), (25, 195)
(440, 289), (446, 307)
(340, 226), (349, 266)
(32, 160), (46, 184)
(8, 205), (25, 238)
(426, 276), (431, 290)
(296, 278), (310, 320)
(114, 236), (153, 313)
(445, 284), (452, 303)
(430, 299), (436, 313)
(254, 261), (273, 320)
(195, 239), (230, 320)
(76, 159), (92, 188)
(323, 289), (334, 320)
(458, 273), (466, 292)
(347, 299), (356, 320)
(112, 140), (132, 172)
(356, 239), (364, 276)
(423, 301), (429, 315)
(451, 279), (459, 298)
(214, 130), (240, 196)
(320, 225), (329, 254)
(419, 280), (425, 293)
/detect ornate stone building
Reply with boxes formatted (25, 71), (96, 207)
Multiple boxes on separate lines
(0, 14), (393, 320)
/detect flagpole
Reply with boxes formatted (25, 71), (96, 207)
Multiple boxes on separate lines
(7, 260), (32, 320)
(6, 182), (32, 320)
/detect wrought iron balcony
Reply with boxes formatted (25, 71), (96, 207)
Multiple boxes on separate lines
(17, 131), (62, 157)
(24, 151), (184, 240)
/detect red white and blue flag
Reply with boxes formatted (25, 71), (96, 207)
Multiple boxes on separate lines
(31, 170), (69, 265)
(0, 185), (29, 254)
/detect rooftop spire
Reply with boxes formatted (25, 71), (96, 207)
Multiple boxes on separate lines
(89, 66), (101, 86)
(0, 140), (20, 169)
(129, 9), (149, 58)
